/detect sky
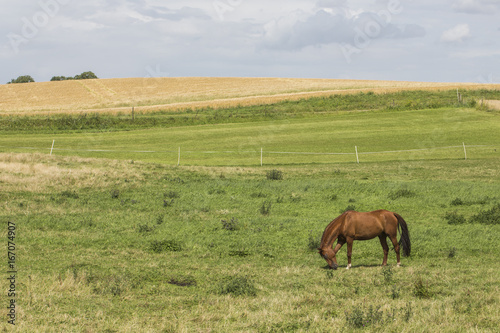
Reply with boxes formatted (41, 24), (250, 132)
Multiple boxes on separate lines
(1, 0), (499, 83)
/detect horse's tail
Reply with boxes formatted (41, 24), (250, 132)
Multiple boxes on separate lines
(394, 213), (411, 257)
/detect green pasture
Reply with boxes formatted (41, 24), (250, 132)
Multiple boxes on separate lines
(1, 107), (499, 166)
(1, 94), (499, 331)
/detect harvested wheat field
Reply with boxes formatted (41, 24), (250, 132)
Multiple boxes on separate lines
(1, 77), (499, 115)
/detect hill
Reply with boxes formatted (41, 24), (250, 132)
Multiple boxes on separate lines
(1, 77), (498, 115)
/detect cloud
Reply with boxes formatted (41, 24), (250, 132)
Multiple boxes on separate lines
(440, 24), (471, 43)
(452, 0), (500, 14)
(260, 8), (425, 50)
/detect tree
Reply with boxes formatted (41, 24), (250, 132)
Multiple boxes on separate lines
(74, 71), (98, 80)
(7, 75), (35, 84)
(50, 71), (98, 81)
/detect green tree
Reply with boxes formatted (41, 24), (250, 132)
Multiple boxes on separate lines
(8, 75), (35, 84)
(74, 71), (98, 80)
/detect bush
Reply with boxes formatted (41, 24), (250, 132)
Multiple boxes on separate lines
(218, 276), (257, 296)
(266, 169), (283, 180)
(469, 204), (500, 225)
(444, 211), (466, 225)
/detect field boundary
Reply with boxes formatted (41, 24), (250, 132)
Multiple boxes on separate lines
(1, 143), (497, 165)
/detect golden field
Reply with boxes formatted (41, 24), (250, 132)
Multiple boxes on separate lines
(1, 77), (499, 115)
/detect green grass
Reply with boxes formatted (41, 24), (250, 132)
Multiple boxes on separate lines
(1, 91), (499, 331)
(1, 107), (499, 166)
(2, 155), (499, 331)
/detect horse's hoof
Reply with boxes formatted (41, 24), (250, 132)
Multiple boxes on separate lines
(346, 264), (351, 270)
(331, 265), (338, 270)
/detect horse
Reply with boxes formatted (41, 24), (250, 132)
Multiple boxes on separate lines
(318, 210), (411, 269)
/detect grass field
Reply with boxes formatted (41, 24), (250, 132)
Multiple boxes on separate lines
(1, 81), (499, 332)
(1, 77), (499, 115)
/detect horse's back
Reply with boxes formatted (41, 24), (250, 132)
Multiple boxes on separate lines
(344, 210), (397, 239)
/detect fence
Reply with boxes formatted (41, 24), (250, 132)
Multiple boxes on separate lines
(1, 141), (498, 166)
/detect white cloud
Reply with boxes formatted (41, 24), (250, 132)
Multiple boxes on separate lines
(452, 0), (500, 14)
(440, 24), (471, 43)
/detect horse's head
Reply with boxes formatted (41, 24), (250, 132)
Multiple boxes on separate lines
(318, 247), (338, 270)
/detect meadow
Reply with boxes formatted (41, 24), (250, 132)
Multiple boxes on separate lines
(0, 83), (499, 332)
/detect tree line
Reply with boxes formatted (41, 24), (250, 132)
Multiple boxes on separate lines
(7, 71), (98, 84)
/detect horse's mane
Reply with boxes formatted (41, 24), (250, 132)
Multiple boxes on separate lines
(319, 211), (348, 249)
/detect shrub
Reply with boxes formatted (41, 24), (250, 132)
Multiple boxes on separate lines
(444, 211), (466, 225)
(266, 169), (283, 180)
(469, 203), (500, 225)
(219, 276), (257, 296)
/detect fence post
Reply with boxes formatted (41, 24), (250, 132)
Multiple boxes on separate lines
(355, 146), (359, 164)
(463, 142), (467, 160)
(50, 140), (55, 155)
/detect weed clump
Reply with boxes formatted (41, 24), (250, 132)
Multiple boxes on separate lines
(413, 278), (433, 299)
(61, 190), (79, 199)
(469, 203), (500, 225)
(218, 276), (257, 297)
(137, 224), (155, 233)
(382, 266), (393, 283)
(388, 189), (416, 200)
(168, 275), (197, 287)
(260, 201), (272, 215)
(221, 217), (239, 231)
(149, 240), (183, 253)
(266, 169), (283, 180)
(307, 233), (321, 251)
(451, 197), (465, 206)
(444, 211), (467, 225)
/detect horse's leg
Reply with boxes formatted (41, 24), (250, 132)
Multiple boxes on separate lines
(388, 234), (401, 266)
(378, 235), (389, 266)
(346, 237), (353, 269)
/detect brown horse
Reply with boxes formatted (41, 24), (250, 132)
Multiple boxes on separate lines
(318, 210), (411, 269)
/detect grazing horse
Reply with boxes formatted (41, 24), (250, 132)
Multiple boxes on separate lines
(318, 210), (411, 269)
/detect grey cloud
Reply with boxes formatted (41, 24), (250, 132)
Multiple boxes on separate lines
(261, 9), (425, 50)
(452, 0), (500, 14)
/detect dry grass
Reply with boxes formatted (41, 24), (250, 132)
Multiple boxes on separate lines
(483, 99), (500, 110)
(1, 77), (499, 115)
(0, 153), (143, 193)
